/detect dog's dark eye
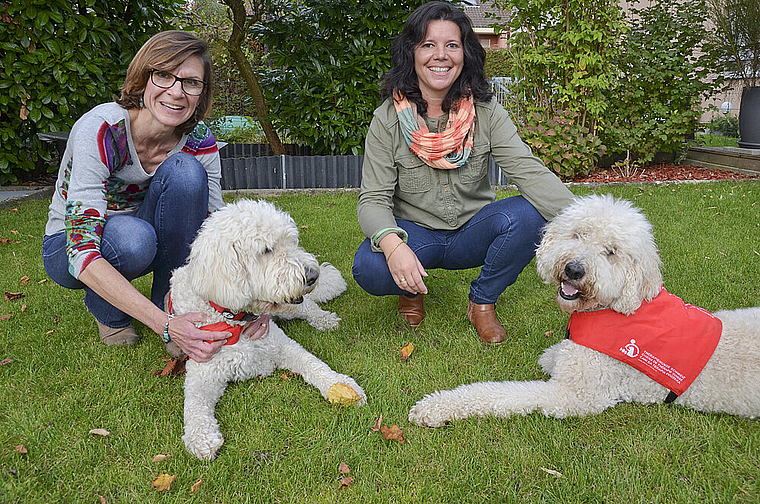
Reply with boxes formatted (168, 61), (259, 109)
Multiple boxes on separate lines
(263, 247), (272, 254)
(605, 248), (615, 256)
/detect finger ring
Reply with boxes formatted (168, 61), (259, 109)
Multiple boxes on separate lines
(400, 278), (406, 282)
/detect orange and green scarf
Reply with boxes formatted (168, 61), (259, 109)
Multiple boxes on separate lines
(393, 92), (476, 170)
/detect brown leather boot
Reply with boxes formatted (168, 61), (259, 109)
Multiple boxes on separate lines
(398, 294), (425, 327)
(466, 300), (506, 344)
(96, 320), (141, 346)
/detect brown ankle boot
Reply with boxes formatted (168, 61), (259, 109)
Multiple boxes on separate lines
(398, 294), (425, 327)
(96, 320), (141, 346)
(466, 300), (506, 344)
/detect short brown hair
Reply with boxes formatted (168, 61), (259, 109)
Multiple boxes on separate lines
(117, 30), (214, 135)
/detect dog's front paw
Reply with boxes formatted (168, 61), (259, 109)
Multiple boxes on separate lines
(327, 377), (366, 406)
(307, 310), (341, 331)
(408, 393), (453, 428)
(182, 427), (224, 461)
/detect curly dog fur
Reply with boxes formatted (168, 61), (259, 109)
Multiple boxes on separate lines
(409, 194), (760, 427)
(171, 199), (365, 460)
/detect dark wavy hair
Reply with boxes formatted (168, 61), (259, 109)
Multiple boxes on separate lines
(116, 30), (214, 135)
(381, 1), (492, 115)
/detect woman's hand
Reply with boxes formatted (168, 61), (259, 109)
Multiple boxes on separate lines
(241, 315), (270, 341)
(382, 236), (428, 295)
(166, 312), (229, 363)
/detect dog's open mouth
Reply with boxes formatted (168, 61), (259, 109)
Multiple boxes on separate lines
(559, 281), (582, 301)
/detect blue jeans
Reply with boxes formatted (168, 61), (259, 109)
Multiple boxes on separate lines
(352, 195), (546, 305)
(42, 152), (210, 328)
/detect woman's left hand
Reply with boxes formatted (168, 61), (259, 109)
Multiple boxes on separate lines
(242, 314), (270, 340)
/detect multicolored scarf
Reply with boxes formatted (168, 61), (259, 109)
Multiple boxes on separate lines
(393, 92), (476, 170)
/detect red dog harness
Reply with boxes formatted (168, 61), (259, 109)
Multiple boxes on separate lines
(567, 287), (722, 400)
(166, 292), (268, 347)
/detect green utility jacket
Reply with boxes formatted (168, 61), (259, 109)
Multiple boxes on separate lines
(357, 97), (575, 251)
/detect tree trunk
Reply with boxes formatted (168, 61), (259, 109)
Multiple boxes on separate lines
(223, 0), (285, 155)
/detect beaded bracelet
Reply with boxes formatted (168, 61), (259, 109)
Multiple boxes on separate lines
(162, 314), (175, 343)
(385, 241), (404, 264)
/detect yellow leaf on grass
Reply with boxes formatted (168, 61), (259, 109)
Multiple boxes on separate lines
(400, 342), (414, 361)
(152, 454), (171, 462)
(327, 383), (361, 406)
(89, 428), (110, 437)
(151, 473), (177, 492)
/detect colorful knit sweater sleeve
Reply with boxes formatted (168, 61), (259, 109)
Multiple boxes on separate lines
(44, 103), (223, 279)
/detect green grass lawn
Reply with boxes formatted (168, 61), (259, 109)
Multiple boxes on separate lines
(1, 182), (759, 503)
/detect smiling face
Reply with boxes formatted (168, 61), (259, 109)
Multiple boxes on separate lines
(413, 20), (464, 106)
(142, 56), (204, 131)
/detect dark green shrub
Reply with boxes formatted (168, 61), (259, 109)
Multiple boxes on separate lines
(484, 50), (511, 78)
(706, 115), (740, 137)
(0, 0), (181, 184)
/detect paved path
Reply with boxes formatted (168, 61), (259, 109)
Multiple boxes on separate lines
(0, 186), (54, 208)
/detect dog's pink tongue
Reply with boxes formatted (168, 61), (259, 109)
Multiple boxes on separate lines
(561, 282), (579, 296)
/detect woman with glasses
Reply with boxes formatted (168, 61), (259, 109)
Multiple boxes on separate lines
(42, 31), (266, 362)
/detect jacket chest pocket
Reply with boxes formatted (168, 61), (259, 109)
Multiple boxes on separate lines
(458, 143), (490, 184)
(396, 154), (432, 193)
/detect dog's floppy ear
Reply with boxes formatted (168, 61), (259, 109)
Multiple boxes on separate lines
(183, 206), (254, 310)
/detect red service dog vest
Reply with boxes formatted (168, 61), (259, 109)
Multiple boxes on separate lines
(567, 287), (722, 396)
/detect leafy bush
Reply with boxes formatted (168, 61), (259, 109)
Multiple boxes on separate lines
(484, 50), (511, 78)
(252, 0), (428, 155)
(600, 0), (722, 164)
(519, 109), (605, 180)
(705, 115), (740, 137)
(0, 0), (180, 184)
(491, 0), (625, 179)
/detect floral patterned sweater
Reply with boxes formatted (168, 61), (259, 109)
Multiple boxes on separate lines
(44, 102), (224, 279)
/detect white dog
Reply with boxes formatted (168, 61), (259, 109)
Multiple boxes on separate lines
(409, 194), (760, 427)
(168, 199), (366, 460)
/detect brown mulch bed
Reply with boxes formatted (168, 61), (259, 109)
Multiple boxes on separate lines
(572, 163), (758, 184)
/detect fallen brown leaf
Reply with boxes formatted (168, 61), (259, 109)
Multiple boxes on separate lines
(152, 454), (171, 462)
(4, 292), (24, 301)
(338, 462), (351, 475)
(300, 225), (309, 229)
(45, 330), (55, 335)
(98, 494), (107, 504)
(89, 428), (110, 437)
(191, 477), (202, 493)
(0, 357), (12, 366)
(15, 445), (27, 454)
(371, 415), (383, 432)
(53, 316), (60, 323)
(151, 473), (177, 492)
(20, 276), (29, 285)
(338, 476), (354, 489)
(154, 357), (187, 377)
(400, 342), (414, 361)
(280, 372), (291, 381)
(544, 330), (554, 337)
(9, 230), (18, 235)
(0, 314), (11, 322)
(380, 424), (405, 443)
(37, 279), (48, 284)
(20, 303), (26, 313)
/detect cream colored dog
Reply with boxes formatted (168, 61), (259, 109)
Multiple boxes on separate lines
(170, 199), (366, 460)
(409, 194), (760, 427)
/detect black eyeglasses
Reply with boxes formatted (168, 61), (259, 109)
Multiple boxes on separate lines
(149, 70), (206, 96)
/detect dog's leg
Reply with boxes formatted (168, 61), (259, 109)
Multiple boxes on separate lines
(271, 297), (341, 331)
(182, 364), (230, 460)
(409, 378), (613, 427)
(273, 331), (366, 405)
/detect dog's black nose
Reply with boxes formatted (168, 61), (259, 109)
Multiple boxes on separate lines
(564, 261), (585, 281)
(305, 267), (319, 287)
